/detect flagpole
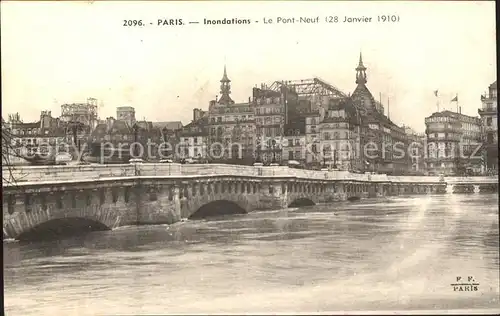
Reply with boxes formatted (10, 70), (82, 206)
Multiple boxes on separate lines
(456, 93), (459, 113)
(434, 90), (440, 112)
(387, 97), (390, 120)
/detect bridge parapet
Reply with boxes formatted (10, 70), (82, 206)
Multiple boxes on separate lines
(2, 163), (137, 183)
(3, 163), (498, 186)
(387, 176), (441, 183)
(444, 176), (499, 184)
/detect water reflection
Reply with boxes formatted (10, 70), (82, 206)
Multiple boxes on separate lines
(4, 194), (499, 315)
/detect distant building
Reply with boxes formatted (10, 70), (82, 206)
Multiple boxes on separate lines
(4, 111), (65, 156)
(403, 125), (425, 175)
(320, 99), (362, 170)
(425, 110), (482, 175)
(283, 132), (307, 165)
(305, 111), (321, 166)
(207, 66), (255, 163)
(478, 81), (498, 173)
(59, 98), (99, 148)
(252, 84), (285, 163)
(348, 54), (408, 175)
(59, 98), (99, 129)
(152, 121), (183, 131)
(116, 106), (136, 127)
(177, 117), (209, 159)
(193, 108), (208, 122)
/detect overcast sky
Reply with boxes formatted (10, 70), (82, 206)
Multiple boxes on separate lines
(1, 1), (496, 132)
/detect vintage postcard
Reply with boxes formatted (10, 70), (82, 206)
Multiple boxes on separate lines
(2, 0), (498, 315)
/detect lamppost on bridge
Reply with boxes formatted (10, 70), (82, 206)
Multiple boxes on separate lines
(271, 139), (277, 164)
(162, 127), (168, 143)
(254, 136), (263, 166)
(322, 146), (327, 169)
(67, 120), (85, 153)
(132, 123), (140, 158)
(333, 149), (338, 169)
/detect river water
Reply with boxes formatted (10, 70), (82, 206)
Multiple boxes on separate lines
(4, 194), (500, 315)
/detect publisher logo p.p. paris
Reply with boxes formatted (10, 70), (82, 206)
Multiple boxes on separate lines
(451, 276), (480, 292)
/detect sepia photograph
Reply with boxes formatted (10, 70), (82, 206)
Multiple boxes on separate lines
(2, 0), (499, 315)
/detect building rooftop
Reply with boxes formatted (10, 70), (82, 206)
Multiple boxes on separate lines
(152, 121), (183, 131)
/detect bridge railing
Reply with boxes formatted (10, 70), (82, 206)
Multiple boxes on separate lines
(180, 164), (259, 177)
(3, 163), (496, 185)
(444, 176), (499, 184)
(387, 176), (441, 183)
(2, 164), (136, 183)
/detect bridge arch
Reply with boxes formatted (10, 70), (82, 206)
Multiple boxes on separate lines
(188, 200), (248, 220)
(288, 197), (316, 208)
(3, 205), (122, 241)
(16, 217), (111, 241)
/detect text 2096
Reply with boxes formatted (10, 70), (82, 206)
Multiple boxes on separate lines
(124, 20), (144, 26)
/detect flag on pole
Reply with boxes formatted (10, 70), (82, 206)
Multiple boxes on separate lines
(451, 95), (458, 102)
(433, 90), (439, 97)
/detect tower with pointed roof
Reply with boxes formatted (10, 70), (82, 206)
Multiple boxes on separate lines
(351, 52), (377, 116)
(218, 65), (234, 105)
(355, 53), (367, 85)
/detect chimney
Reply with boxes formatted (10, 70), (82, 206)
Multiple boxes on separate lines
(459, 106), (462, 114)
(248, 97), (251, 103)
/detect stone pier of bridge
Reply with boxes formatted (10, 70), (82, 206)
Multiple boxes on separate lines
(2, 163), (497, 240)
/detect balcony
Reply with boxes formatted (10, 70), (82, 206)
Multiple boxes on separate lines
(481, 93), (497, 101)
(478, 106), (497, 116)
(425, 126), (461, 133)
(426, 135), (461, 142)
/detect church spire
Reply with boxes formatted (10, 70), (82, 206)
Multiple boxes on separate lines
(221, 64), (230, 82)
(218, 64), (234, 105)
(355, 52), (367, 85)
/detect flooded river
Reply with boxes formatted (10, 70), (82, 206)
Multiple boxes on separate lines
(3, 194), (499, 314)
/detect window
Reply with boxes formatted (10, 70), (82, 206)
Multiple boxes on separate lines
(486, 117), (492, 126)
(289, 151), (294, 159)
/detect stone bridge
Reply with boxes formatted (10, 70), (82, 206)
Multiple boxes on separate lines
(2, 163), (497, 240)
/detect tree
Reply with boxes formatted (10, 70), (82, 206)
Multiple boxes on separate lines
(2, 125), (28, 186)
(66, 120), (86, 154)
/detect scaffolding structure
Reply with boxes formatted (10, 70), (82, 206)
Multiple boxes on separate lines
(268, 77), (348, 99)
(60, 97), (99, 128)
